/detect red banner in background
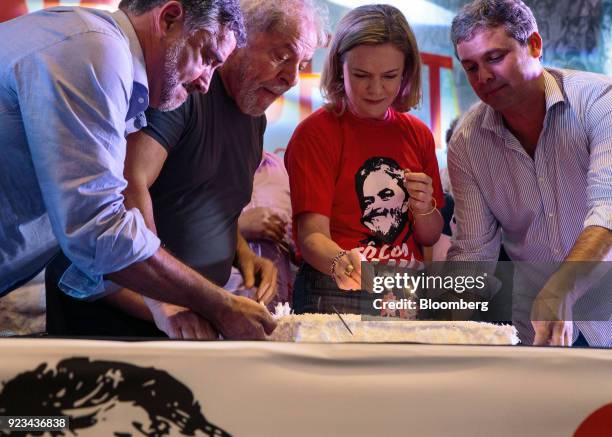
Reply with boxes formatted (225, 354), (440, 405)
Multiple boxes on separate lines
(422, 52), (454, 148)
(0, 0), (27, 23)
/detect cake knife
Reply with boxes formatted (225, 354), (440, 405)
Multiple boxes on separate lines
(332, 305), (354, 336)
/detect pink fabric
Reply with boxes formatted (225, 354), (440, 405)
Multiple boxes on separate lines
(224, 152), (295, 308)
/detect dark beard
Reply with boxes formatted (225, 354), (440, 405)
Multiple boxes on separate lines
(360, 212), (409, 245)
(158, 37), (186, 112)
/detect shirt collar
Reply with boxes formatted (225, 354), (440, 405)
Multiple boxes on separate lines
(542, 68), (565, 111)
(111, 9), (149, 125)
(482, 104), (505, 136)
(111, 9), (148, 91)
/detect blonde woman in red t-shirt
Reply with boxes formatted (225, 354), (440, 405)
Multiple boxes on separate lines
(285, 4), (444, 314)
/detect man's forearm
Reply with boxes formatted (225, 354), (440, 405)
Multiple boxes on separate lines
(102, 288), (154, 322)
(123, 183), (158, 233)
(120, 156), (232, 326)
(236, 229), (249, 252)
(566, 226), (612, 262)
(108, 248), (232, 323)
(234, 229), (254, 265)
(553, 226), (612, 303)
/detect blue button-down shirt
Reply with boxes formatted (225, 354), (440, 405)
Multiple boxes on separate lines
(0, 7), (160, 298)
(448, 69), (612, 263)
(447, 68), (612, 346)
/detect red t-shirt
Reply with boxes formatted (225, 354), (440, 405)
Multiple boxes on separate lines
(285, 107), (444, 263)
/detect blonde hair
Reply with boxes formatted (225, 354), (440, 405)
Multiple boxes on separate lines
(321, 4), (422, 114)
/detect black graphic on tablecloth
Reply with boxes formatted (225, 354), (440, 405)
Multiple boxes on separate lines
(0, 357), (230, 436)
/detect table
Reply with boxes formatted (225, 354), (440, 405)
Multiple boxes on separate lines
(0, 339), (610, 436)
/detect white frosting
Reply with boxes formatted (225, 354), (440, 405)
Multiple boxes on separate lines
(268, 312), (519, 345)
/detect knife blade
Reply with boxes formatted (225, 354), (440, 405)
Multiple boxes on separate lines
(332, 305), (354, 336)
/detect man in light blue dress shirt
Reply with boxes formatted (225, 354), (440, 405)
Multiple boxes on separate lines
(0, 0), (276, 339)
(447, 0), (612, 347)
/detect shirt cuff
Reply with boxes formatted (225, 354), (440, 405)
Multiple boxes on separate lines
(583, 203), (612, 230)
(58, 264), (107, 300)
(58, 235), (160, 300)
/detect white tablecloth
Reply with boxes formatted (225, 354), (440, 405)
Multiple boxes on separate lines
(0, 339), (610, 436)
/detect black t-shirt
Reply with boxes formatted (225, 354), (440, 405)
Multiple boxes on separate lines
(142, 73), (265, 285)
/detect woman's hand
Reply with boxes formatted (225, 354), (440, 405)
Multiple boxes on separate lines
(332, 248), (363, 291)
(404, 169), (434, 214)
(297, 213), (364, 291)
(403, 169), (443, 245)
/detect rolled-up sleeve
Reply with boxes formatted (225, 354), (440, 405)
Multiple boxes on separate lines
(583, 82), (612, 231)
(446, 133), (501, 262)
(15, 32), (160, 298)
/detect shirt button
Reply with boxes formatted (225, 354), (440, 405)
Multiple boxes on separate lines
(548, 213), (554, 218)
(538, 177), (545, 183)
(138, 97), (145, 104)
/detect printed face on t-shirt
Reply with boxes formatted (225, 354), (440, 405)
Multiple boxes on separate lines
(355, 157), (410, 244)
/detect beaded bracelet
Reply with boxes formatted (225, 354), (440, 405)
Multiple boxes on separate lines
(409, 198), (437, 217)
(330, 250), (347, 277)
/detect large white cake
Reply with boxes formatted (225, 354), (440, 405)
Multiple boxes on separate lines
(267, 305), (519, 345)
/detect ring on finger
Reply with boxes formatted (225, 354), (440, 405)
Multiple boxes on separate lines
(344, 264), (354, 276)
